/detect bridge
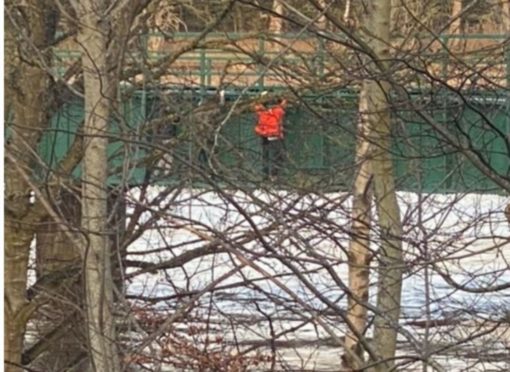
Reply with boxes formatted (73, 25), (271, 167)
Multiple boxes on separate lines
(41, 33), (510, 193)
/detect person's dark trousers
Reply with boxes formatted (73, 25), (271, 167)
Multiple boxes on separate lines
(197, 140), (215, 170)
(198, 148), (208, 166)
(261, 137), (285, 180)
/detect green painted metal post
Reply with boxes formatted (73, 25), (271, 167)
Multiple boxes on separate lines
(207, 58), (213, 87)
(441, 34), (448, 82)
(200, 48), (206, 97)
(257, 35), (265, 90)
(506, 42), (510, 89)
(141, 35), (148, 121)
(317, 38), (325, 79)
(505, 41), (510, 150)
(441, 34), (453, 190)
(141, 86), (147, 122)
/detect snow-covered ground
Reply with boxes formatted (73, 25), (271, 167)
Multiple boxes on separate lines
(125, 188), (509, 371)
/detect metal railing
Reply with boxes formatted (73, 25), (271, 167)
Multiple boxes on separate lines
(52, 32), (509, 92)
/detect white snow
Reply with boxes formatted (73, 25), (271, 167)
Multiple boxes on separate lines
(127, 188), (510, 370)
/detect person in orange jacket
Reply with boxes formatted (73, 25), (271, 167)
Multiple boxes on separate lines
(253, 97), (288, 180)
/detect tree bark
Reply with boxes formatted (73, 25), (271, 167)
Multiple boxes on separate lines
(366, 0), (405, 370)
(76, 0), (120, 370)
(344, 0), (404, 370)
(344, 0), (352, 23)
(369, 79), (404, 370)
(269, 0), (284, 33)
(4, 226), (33, 372)
(343, 87), (373, 369)
(4, 2), (57, 370)
(502, 0), (510, 87)
(31, 191), (86, 371)
(449, 0), (463, 34)
(502, 0), (510, 32)
(317, 0), (328, 30)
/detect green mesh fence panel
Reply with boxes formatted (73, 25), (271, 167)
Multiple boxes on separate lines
(447, 97), (510, 193)
(36, 90), (509, 193)
(323, 111), (357, 190)
(37, 100), (83, 181)
(285, 108), (325, 170)
(108, 94), (148, 186)
(220, 112), (262, 181)
(393, 105), (454, 193)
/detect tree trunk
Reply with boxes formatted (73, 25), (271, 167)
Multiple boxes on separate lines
(369, 77), (404, 370)
(366, 0), (405, 369)
(30, 191), (86, 371)
(28, 189), (126, 371)
(4, 2), (57, 370)
(344, 0), (352, 23)
(77, 0), (120, 370)
(343, 87), (373, 369)
(449, 0), (463, 34)
(344, 0), (404, 369)
(269, 0), (284, 33)
(317, 0), (328, 30)
(502, 0), (510, 32)
(502, 0), (510, 87)
(4, 226), (33, 372)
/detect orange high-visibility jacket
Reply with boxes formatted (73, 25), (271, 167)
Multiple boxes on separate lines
(254, 105), (285, 138)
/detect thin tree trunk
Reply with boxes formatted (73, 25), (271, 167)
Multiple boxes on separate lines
(4, 227), (33, 372)
(449, 0), (463, 35)
(366, 0), (404, 369)
(390, 0), (404, 34)
(317, 0), (328, 30)
(502, 0), (510, 32)
(502, 0), (510, 87)
(4, 2), (56, 370)
(369, 78), (404, 370)
(77, 0), (120, 370)
(343, 87), (373, 369)
(269, 0), (284, 33)
(344, 0), (404, 369)
(31, 191), (85, 371)
(344, 0), (352, 22)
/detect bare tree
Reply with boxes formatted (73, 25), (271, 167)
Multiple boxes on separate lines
(502, 0), (510, 32)
(5, 2), (510, 372)
(450, 0), (463, 34)
(343, 87), (374, 369)
(4, 0), (144, 369)
(269, 0), (285, 33)
(4, 1), (59, 370)
(343, 1), (404, 369)
(74, 0), (120, 369)
(344, 0), (352, 23)
(364, 2), (405, 369)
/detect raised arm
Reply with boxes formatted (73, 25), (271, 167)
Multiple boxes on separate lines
(253, 103), (266, 112)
